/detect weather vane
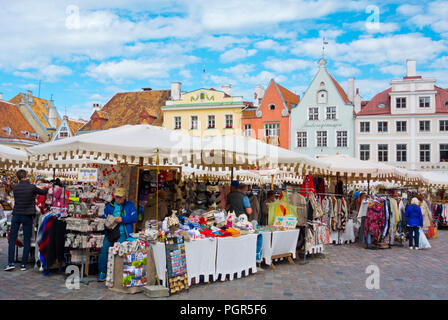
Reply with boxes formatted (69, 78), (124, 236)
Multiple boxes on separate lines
(322, 37), (329, 58)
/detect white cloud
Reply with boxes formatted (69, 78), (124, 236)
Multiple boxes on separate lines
(179, 69), (192, 79)
(344, 21), (400, 34)
(319, 29), (344, 39)
(18, 83), (38, 90)
(220, 48), (257, 63)
(401, 1), (448, 34)
(254, 39), (287, 52)
(379, 64), (405, 77)
(396, 4), (422, 16)
(346, 79), (390, 100)
(263, 58), (313, 73)
(333, 64), (361, 77)
(222, 64), (256, 75)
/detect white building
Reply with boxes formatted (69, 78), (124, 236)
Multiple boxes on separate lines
(355, 60), (448, 171)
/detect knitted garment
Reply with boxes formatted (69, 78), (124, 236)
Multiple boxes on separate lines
(365, 202), (385, 240)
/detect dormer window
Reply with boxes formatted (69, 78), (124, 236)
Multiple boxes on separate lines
(378, 103), (385, 108)
(31, 133), (39, 140)
(21, 130), (29, 138)
(2, 127), (11, 136)
(269, 104), (275, 110)
(445, 101), (448, 107)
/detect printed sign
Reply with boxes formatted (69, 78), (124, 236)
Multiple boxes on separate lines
(77, 168), (98, 183)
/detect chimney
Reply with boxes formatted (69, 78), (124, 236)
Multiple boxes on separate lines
(25, 90), (33, 104)
(354, 88), (362, 113)
(221, 84), (232, 96)
(170, 82), (181, 100)
(0, 92), (3, 100)
(347, 77), (355, 103)
(254, 85), (265, 107)
(48, 100), (57, 129)
(406, 59), (417, 77)
(92, 103), (102, 115)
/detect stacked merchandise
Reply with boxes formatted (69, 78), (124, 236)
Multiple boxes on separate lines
(165, 235), (189, 294)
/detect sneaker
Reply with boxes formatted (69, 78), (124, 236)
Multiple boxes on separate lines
(409, 247), (413, 250)
(415, 247), (419, 250)
(97, 272), (106, 282)
(20, 265), (26, 271)
(4, 264), (15, 271)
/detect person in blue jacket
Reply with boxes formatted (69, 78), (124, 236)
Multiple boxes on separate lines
(405, 197), (424, 250)
(97, 187), (137, 281)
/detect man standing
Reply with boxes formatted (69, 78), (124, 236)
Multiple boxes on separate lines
(226, 183), (252, 217)
(97, 187), (137, 281)
(5, 170), (48, 271)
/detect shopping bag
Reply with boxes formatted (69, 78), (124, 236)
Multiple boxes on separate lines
(418, 229), (431, 249)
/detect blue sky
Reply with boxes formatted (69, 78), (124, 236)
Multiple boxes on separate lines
(0, 0), (447, 120)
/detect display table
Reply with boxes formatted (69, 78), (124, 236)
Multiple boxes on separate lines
(215, 233), (258, 281)
(152, 237), (218, 286)
(261, 229), (300, 266)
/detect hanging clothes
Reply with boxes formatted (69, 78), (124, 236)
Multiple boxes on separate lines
(335, 180), (344, 196)
(286, 189), (307, 227)
(300, 176), (316, 197)
(365, 200), (385, 241)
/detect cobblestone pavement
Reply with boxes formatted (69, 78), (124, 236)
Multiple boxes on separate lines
(1, 230), (447, 300)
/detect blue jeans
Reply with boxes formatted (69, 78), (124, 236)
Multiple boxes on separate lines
(408, 226), (420, 248)
(8, 215), (33, 265)
(98, 233), (127, 275)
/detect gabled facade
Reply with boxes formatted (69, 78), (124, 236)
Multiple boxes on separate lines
(77, 89), (170, 134)
(290, 58), (355, 157)
(9, 90), (61, 142)
(162, 83), (246, 137)
(241, 79), (299, 149)
(51, 116), (87, 142)
(0, 99), (41, 149)
(355, 60), (448, 171)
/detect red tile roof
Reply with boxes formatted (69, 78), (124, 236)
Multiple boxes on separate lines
(0, 100), (41, 142)
(328, 74), (350, 104)
(275, 82), (299, 111)
(435, 86), (448, 114)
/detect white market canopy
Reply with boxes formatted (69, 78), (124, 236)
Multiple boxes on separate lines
(27, 125), (330, 173)
(416, 171), (448, 188)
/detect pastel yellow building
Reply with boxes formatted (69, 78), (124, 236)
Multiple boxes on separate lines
(162, 83), (247, 137)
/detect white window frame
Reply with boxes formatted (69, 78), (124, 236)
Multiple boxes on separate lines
(326, 106), (337, 120)
(419, 96), (430, 108)
(377, 121), (388, 133)
(225, 114), (233, 129)
(244, 124), (252, 137)
(396, 120), (407, 133)
(439, 120), (448, 132)
(396, 143), (408, 162)
(360, 121), (371, 133)
(174, 116), (182, 130)
(190, 115), (198, 130)
(336, 130), (348, 148)
(264, 123), (280, 137)
(308, 107), (319, 121)
(296, 131), (307, 148)
(396, 97), (407, 109)
(316, 130), (328, 148)
(207, 115), (215, 129)
(419, 143), (431, 163)
(360, 144), (370, 161)
(378, 144), (388, 162)
(418, 120), (431, 133)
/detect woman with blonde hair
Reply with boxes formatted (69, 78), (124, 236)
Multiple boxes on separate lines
(405, 197), (424, 250)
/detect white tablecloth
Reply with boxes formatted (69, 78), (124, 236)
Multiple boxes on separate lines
(215, 234), (258, 281)
(151, 238), (218, 287)
(261, 229), (300, 265)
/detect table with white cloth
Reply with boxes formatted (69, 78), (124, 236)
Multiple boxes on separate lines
(151, 234), (258, 286)
(215, 233), (258, 281)
(151, 237), (217, 287)
(260, 229), (300, 265)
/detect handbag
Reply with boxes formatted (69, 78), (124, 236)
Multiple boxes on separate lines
(419, 228), (431, 249)
(107, 204), (123, 243)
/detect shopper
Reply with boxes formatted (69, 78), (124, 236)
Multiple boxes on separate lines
(97, 187), (137, 281)
(405, 197), (424, 250)
(261, 190), (276, 225)
(226, 183), (252, 217)
(5, 170), (48, 271)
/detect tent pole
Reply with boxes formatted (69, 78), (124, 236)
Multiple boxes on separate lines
(231, 167), (234, 181)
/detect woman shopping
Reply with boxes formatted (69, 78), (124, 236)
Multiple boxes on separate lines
(404, 197), (424, 250)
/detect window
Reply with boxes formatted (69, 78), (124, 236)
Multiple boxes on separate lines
(440, 144), (448, 162)
(190, 116), (198, 130)
(265, 123), (280, 137)
(378, 144), (388, 162)
(317, 90), (327, 104)
(360, 121), (370, 133)
(296, 131), (307, 148)
(225, 114), (233, 128)
(419, 97), (430, 108)
(377, 121), (388, 133)
(316, 131), (327, 147)
(440, 120), (448, 132)
(396, 121), (407, 133)
(419, 120), (430, 132)
(244, 124), (252, 137)
(269, 104), (275, 110)
(59, 131), (68, 138)
(174, 116), (181, 129)
(396, 97), (406, 109)
(360, 144), (370, 160)
(309, 107), (319, 120)
(208, 115), (215, 129)
(419, 144), (431, 162)
(378, 103), (385, 108)
(326, 107), (336, 120)
(396, 144), (407, 162)
(336, 131), (348, 147)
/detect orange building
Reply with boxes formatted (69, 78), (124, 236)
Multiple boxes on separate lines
(241, 79), (299, 149)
